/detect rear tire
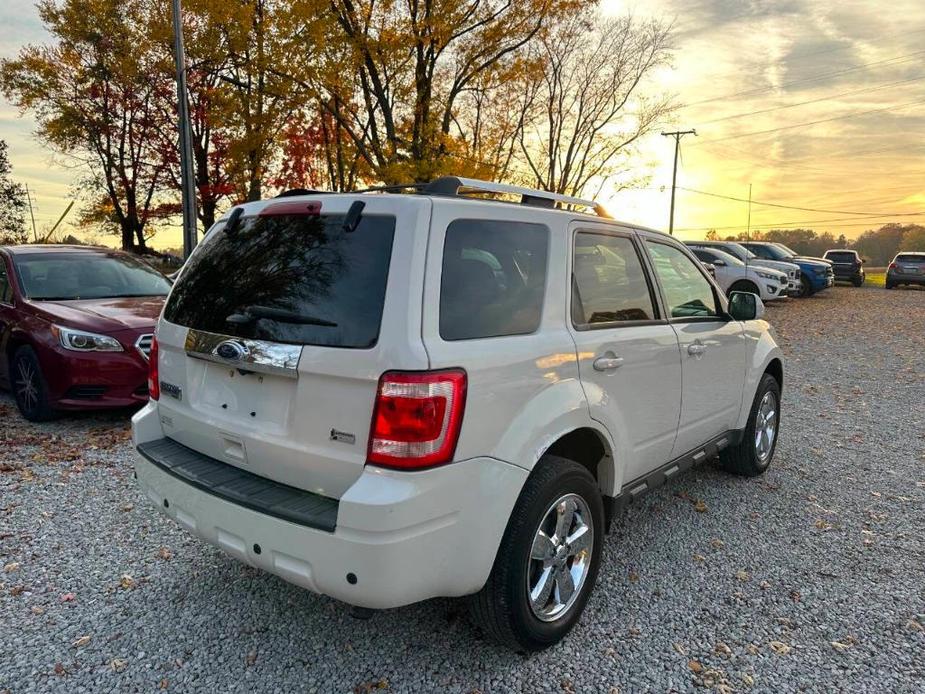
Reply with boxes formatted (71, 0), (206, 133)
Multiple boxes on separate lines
(720, 373), (780, 477)
(12, 346), (56, 422)
(885, 281), (896, 290)
(728, 280), (759, 297)
(470, 455), (604, 652)
(852, 276), (864, 287)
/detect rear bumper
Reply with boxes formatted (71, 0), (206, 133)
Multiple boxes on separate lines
(132, 405), (526, 609)
(887, 272), (925, 285)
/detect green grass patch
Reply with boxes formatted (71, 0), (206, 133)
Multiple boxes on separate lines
(866, 272), (885, 288)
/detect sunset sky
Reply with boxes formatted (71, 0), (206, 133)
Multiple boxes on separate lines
(2, 0), (924, 249)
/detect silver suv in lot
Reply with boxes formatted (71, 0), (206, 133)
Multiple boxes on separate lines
(133, 178), (784, 651)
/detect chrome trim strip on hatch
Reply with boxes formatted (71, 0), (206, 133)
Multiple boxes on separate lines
(184, 329), (302, 378)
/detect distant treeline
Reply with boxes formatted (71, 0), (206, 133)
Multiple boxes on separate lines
(707, 224), (925, 266)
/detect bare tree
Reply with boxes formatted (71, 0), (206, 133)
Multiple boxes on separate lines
(517, 12), (674, 197)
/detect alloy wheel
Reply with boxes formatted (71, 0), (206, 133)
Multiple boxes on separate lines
(526, 493), (594, 622)
(754, 391), (778, 462)
(14, 357), (39, 414)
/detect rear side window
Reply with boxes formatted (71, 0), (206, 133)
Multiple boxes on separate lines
(164, 212), (395, 348)
(572, 233), (656, 326)
(440, 219), (548, 340)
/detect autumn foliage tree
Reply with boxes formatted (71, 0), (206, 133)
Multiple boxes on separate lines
(516, 12), (674, 197)
(3, 0), (682, 249)
(0, 0), (177, 251)
(0, 140), (29, 245)
(309, 0), (583, 184)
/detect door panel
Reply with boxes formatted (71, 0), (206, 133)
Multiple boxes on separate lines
(670, 321), (746, 455)
(643, 239), (746, 456)
(568, 229), (681, 483)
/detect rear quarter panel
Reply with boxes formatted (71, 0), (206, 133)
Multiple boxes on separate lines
(420, 202), (617, 488)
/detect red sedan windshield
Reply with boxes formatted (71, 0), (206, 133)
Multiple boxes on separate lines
(14, 252), (171, 301)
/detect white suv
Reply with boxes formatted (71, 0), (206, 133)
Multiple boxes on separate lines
(132, 178), (784, 652)
(687, 246), (788, 301)
(687, 240), (802, 296)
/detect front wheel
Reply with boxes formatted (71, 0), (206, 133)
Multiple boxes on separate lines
(720, 373), (780, 477)
(799, 273), (813, 297)
(12, 346), (56, 422)
(470, 455), (604, 652)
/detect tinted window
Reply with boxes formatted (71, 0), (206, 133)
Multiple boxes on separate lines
(691, 248), (717, 263)
(895, 254), (925, 264)
(164, 212), (395, 348)
(440, 219), (548, 340)
(747, 243), (788, 261)
(572, 233), (656, 326)
(646, 241), (718, 319)
(825, 251), (857, 262)
(14, 252), (170, 300)
(0, 262), (11, 303)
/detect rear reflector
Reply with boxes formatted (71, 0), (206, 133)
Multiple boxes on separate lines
(367, 369), (467, 469)
(148, 336), (160, 401)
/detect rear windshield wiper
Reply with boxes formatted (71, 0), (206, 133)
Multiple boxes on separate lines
(226, 305), (338, 328)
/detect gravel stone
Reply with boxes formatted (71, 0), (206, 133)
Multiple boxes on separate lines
(1, 286), (924, 692)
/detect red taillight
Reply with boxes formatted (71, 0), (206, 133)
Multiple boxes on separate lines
(367, 369), (467, 469)
(888, 262), (897, 270)
(147, 336), (160, 401)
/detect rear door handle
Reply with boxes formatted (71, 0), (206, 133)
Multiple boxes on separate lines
(593, 355), (625, 371)
(687, 343), (706, 356)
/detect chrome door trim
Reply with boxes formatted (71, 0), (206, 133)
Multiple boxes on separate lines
(184, 329), (302, 378)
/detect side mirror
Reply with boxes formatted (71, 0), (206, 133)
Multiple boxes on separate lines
(712, 259), (727, 266)
(728, 291), (765, 321)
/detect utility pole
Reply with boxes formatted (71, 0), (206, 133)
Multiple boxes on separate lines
(661, 129), (697, 235)
(25, 185), (37, 242)
(745, 183), (752, 271)
(172, 0), (198, 258)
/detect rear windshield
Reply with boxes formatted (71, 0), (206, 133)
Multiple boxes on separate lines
(895, 254), (925, 264)
(14, 252), (170, 300)
(164, 212), (395, 348)
(825, 251), (857, 262)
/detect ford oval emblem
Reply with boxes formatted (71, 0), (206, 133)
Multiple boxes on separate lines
(214, 340), (248, 361)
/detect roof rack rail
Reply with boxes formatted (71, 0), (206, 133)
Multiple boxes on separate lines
(424, 176), (611, 218)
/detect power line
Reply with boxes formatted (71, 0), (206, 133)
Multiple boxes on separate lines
(675, 217), (924, 233)
(695, 98), (925, 144)
(696, 75), (925, 125)
(677, 186), (925, 216)
(681, 49), (925, 109)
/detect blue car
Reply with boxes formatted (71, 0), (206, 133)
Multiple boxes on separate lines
(740, 242), (834, 297)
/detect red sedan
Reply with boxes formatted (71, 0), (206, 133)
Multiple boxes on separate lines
(0, 245), (170, 421)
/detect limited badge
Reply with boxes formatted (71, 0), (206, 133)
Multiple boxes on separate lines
(330, 428), (356, 445)
(160, 381), (182, 400)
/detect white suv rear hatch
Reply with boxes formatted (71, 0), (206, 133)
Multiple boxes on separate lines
(154, 195), (431, 498)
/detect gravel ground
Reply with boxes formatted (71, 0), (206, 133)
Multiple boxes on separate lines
(1, 286), (924, 693)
